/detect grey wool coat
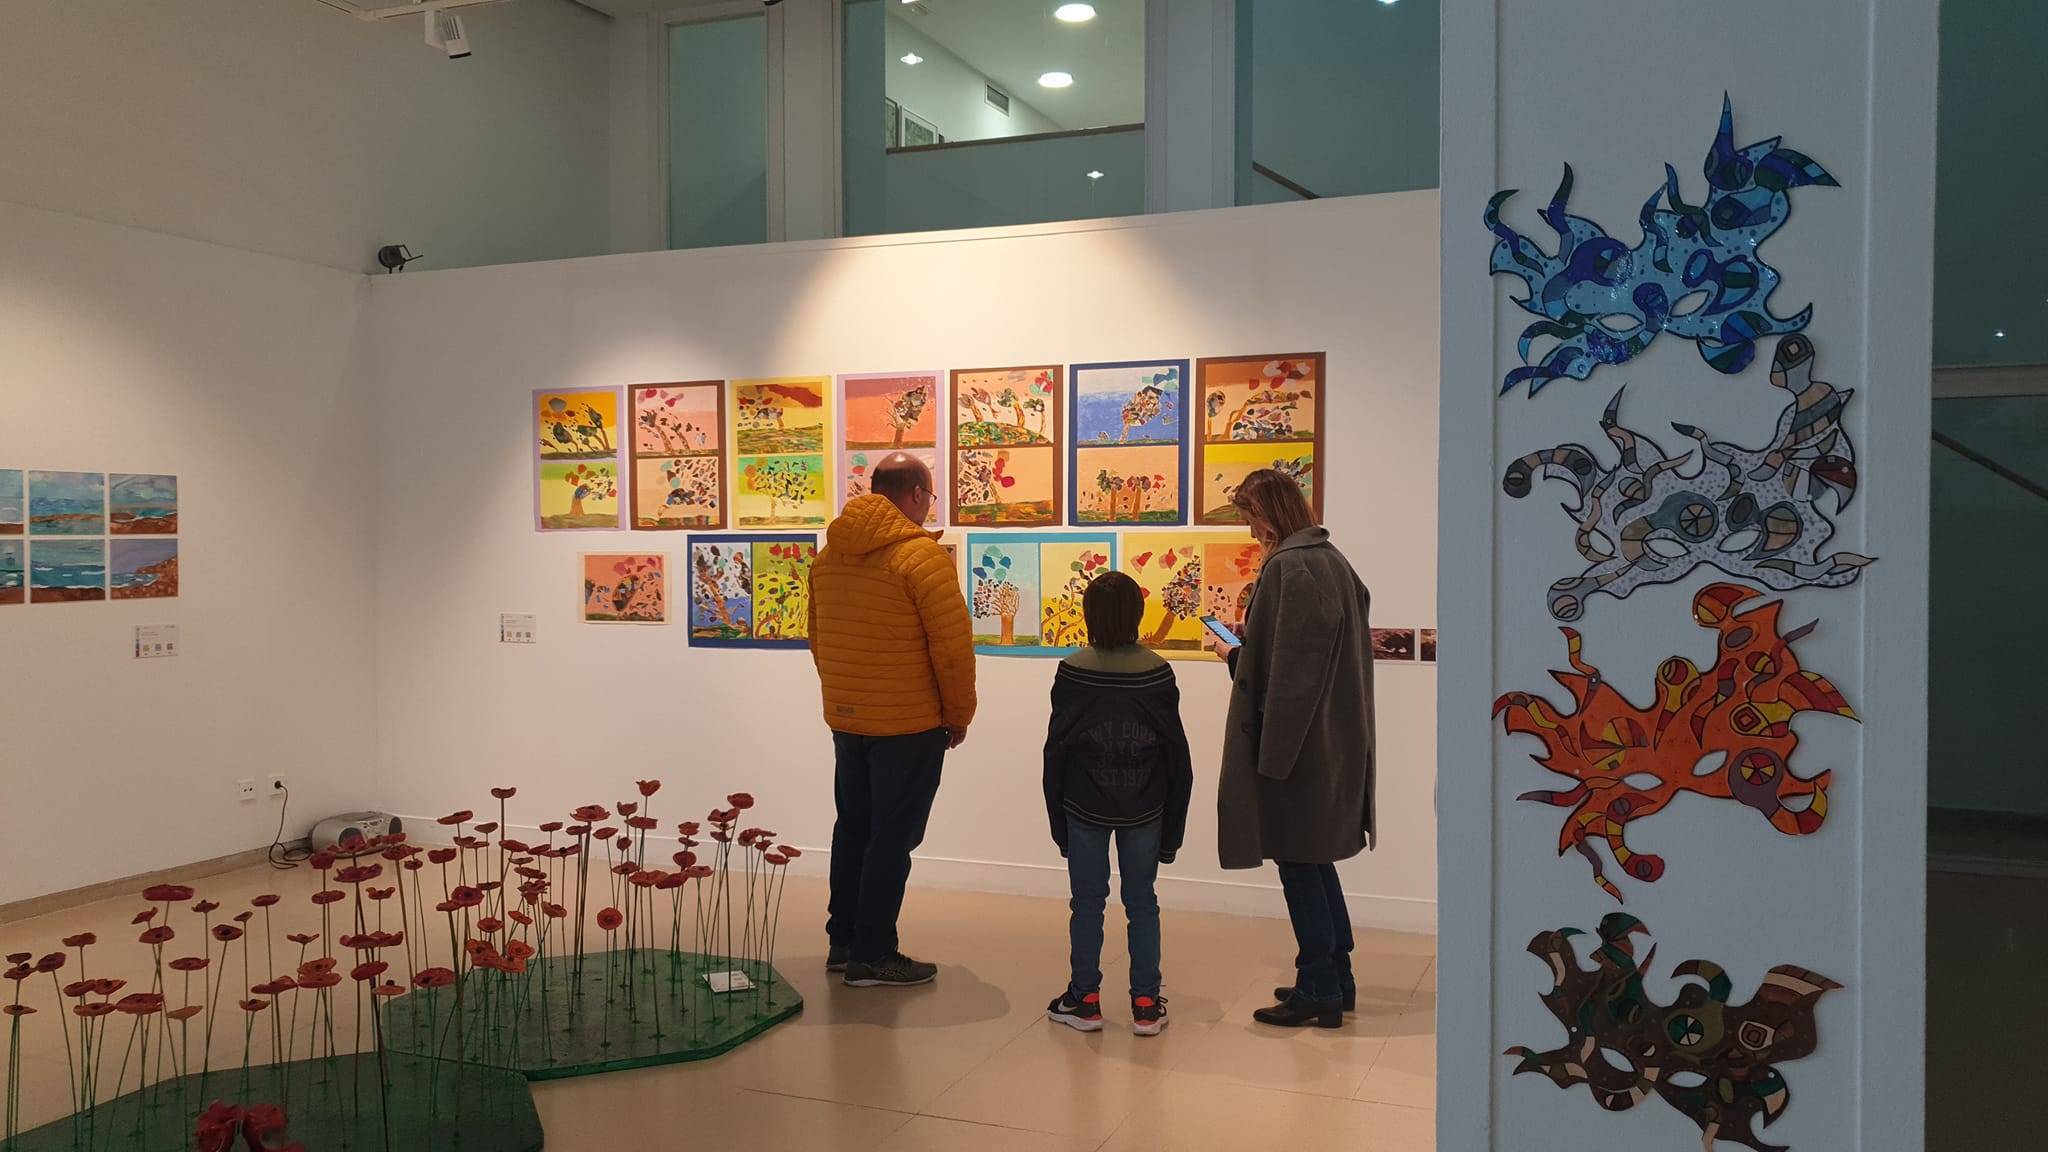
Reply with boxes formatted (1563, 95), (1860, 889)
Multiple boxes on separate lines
(1217, 527), (1377, 869)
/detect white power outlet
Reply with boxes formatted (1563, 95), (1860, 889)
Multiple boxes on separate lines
(268, 775), (287, 799)
(237, 779), (258, 803)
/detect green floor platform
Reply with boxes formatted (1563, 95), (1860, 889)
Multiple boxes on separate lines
(378, 949), (803, 1081)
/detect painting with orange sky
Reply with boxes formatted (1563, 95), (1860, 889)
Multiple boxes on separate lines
(632, 382), (726, 529)
(839, 371), (945, 524)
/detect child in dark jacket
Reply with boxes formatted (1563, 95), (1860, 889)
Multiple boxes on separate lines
(1042, 571), (1194, 1036)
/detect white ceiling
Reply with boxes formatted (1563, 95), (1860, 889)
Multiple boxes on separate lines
(897, 0), (1143, 130)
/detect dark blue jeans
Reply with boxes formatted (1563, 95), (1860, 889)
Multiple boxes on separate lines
(1276, 861), (1354, 1002)
(1065, 816), (1163, 999)
(827, 729), (947, 964)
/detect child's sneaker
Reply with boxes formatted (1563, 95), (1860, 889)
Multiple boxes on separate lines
(1047, 989), (1104, 1032)
(1132, 995), (1168, 1036)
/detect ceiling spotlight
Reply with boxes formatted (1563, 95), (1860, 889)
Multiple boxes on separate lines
(1038, 71), (1074, 89)
(1994, 329), (2007, 339)
(1086, 170), (1104, 180)
(1055, 3), (1097, 22)
(1377, 0), (1400, 6)
(900, 52), (923, 65)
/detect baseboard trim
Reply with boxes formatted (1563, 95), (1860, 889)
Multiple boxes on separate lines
(0, 845), (297, 925)
(389, 816), (1438, 937)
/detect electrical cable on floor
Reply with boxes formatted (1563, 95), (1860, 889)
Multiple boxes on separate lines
(267, 783), (312, 870)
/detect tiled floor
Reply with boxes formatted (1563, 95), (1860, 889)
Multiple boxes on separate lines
(0, 860), (1436, 1151)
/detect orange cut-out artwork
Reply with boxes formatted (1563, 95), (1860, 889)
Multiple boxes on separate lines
(1494, 582), (1856, 902)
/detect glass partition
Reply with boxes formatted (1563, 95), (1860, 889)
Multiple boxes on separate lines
(668, 13), (768, 250)
(1235, 0), (1439, 204)
(844, 0), (1144, 236)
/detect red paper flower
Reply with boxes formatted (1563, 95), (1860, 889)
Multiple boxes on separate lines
(250, 979), (294, 997)
(73, 1003), (114, 1018)
(596, 908), (624, 931)
(412, 967), (457, 989)
(626, 816), (658, 831)
(211, 925), (243, 942)
(60, 933), (95, 949)
(672, 850), (697, 868)
(593, 827), (617, 841)
(334, 864), (383, 885)
(299, 956), (338, 976)
(677, 820), (701, 837)
(192, 900), (219, 915)
(1, 1005), (34, 1017)
(251, 894), (281, 908)
(167, 1004), (203, 1021)
(3, 965), (31, 983)
(35, 953), (67, 973)
(780, 846), (803, 859)
(62, 980), (95, 998)
(539, 821), (563, 833)
(115, 991), (166, 1015)
(684, 865), (714, 880)
(508, 909), (533, 926)
(438, 810), (474, 826)
(544, 903), (568, 919)
(296, 971), (341, 990)
(491, 787), (518, 800)
(728, 792), (756, 811)
(311, 890), (345, 906)
(138, 926), (176, 946)
(617, 802), (639, 817)
(350, 961), (388, 982)
(308, 854), (334, 871)
(368, 886), (395, 901)
(637, 779), (662, 797)
(477, 917), (504, 934)
(765, 852), (789, 866)
(142, 884), (195, 903)
(403, 859), (424, 871)
(239, 999), (270, 1013)
(427, 847), (459, 864)
(372, 981), (405, 998)
(132, 909), (157, 925)
(233, 911), (253, 923)
(244, 1104), (289, 1140)
(500, 838), (530, 853)
(285, 933), (318, 946)
(5, 953), (29, 965)
(448, 886), (485, 908)
(195, 1101), (245, 1152)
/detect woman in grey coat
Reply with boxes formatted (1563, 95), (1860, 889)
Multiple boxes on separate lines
(1206, 469), (1376, 1029)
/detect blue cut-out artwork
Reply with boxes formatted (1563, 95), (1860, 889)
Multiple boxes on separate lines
(1485, 96), (1837, 395)
(1504, 335), (1873, 621)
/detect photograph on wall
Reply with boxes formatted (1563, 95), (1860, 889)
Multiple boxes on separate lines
(732, 377), (832, 528)
(581, 553), (669, 625)
(964, 532), (1115, 657)
(0, 541), (22, 605)
(110, 539), (179, 601)
(952, 366), (1062, 526)
(1070, 359), (1189, 526)
(839, 371), (945, 525)
(1419, 627), (1438, 662)
(108, 473), (178, 535)
(30, 539), (105, 603)
(631, 382), (726, 530)
(687, 534), (818, 648)
(1370, 627), (1417, 662)
(1, 469), (22, 534)
(1122, 531), (1261, 660)
(538, 460), (621, 531)
(27, 470), (105, 536)
(1194, 354), (1323, 525)
(534, 388), (624, 531)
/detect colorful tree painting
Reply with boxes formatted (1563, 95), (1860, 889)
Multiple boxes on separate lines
(1039, 545), (1111, 649)
(733, 379), (830, 455)
(1194, 355), (1323, 525)
(953, 368), (1059, 448)
(970, 545), (1024, 646)
(631, 383), (724, 530)
(952, 368), (1062, 526)
(751, 540), (816, 641)
(540, 461), (621, 530)
(582, 554), (668, 624)
(537, 391), (620, 460)
(840, 372), (946, 524)
(1124, 531), (1257, 658)
(1072, 362), (1188, 525)
(738, 455), (826, 527)
(1200, 540), (1264, 631)
(689, 541), (755, 639)
(1198, 443), (1317, 526)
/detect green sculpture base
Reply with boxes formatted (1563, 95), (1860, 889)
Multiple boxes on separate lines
(2, 1052), (541, 1152)
(378, 949), (803, 1081)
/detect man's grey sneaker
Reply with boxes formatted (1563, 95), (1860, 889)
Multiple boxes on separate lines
(842, 952), (938, 987)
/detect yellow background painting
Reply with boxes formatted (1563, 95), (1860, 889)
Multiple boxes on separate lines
(1122, 530), (1258, 660)
(537, 389), (623, 460)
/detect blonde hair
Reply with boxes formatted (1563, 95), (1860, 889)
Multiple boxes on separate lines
(1230, 468), (1316, 549)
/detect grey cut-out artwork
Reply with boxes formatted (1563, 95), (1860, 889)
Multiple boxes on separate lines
(1503, 335), (1872, 621)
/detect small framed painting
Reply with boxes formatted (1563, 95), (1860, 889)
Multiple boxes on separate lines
(1070, 359), (1189, 526)
(581, 553), (670, 625)
(1193, 354), (1323, 525)
(952, 366), (1062, 528)
(687, 534), (819, 649)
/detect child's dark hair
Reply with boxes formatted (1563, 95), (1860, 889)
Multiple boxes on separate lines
(1082, 570), (1143, 649)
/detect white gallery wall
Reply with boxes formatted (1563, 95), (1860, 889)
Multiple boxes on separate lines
(0, 201), (382, 906)
(1439, 1), (1933, 1149)
(0, 0), (611, 274)
(360, 193), (1442, 933)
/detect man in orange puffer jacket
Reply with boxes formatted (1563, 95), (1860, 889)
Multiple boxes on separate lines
(807, 454), (976, 988)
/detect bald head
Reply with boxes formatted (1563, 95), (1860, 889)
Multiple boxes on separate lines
(871, 452), (935, 522)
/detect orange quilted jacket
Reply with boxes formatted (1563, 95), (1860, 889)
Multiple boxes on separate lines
(808, 495), (977, 736)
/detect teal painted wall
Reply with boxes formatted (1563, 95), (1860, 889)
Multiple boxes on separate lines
(668, 14), (768, 250)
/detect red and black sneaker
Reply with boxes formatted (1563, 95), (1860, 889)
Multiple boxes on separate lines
(1132, 995), (1168, 1036)
(1047, 989), (1104, 1032)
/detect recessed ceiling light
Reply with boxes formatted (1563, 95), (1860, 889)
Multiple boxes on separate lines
(1055, 3), (1097, 22)
(1038, 71), (1074, 89)
(900, 52), (923, 65)
(1377, 0), (1400, 6)
(1087, 170), (1104, 180)
(1994, 329), (2007, 339)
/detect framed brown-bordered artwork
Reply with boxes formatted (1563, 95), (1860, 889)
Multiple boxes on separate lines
(1193, 353), (1324, 525)
(951, 365), (1063, 528)
(630, 382), (727, 530)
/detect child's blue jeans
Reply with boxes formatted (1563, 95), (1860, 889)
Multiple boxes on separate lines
(1065, 815), (1163, 999)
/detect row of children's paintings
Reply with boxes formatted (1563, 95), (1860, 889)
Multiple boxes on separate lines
(0, 470), (179, 605)
(577, 530), (1434, 666)
(535, 354), (1323, 535)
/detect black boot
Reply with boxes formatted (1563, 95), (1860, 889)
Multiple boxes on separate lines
(1272, 984), (1356, 1012)
(1253, 994), (1344, 1029)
